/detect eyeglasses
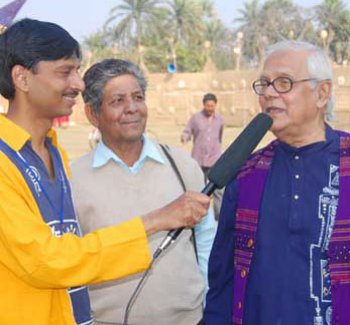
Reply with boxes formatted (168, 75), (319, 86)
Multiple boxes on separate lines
(252, 76), (319, 96)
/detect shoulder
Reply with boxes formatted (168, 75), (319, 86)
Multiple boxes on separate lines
(191, 111), (202, 120)
(0, 149), (25, 182)
(336, 129), (350, 139)
(335, 130), (350, 150)
(216, 112), (223, 120)
(160, 143), (198, 167)
(157, 143), (205, 190)
(0, 145), (37, 204)
(70, 151), (95, 179)
(237, 140), (279, 179)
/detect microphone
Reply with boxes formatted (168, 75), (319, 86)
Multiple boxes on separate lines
(153, 112), (273, 259)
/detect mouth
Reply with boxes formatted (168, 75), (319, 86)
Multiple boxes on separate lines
(121, 120), (141, 125)
(264, 106), (285, 115)
(62, 92), (79, 105)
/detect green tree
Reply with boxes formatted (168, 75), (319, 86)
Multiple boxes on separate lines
(104, 0), (162, 61)
(234, 0), (266, 66)
(147, 0), (218, 72)
(83, 0), (350, 72)
(204, 19), (234, 69)
(316, 0), (350, 61)
(261, 0), (301, 43)
(331, 10), (350, 63)
(235, 0), (316, 67)
(164, 0), (207, 44)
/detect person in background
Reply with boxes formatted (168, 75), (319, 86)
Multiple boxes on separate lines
(181, 93), (224, 219)
(71, 58), (217, 325)
(204, 40), (349, 325)
(0, 18), (210, 325)
(181, 93), (224, 182)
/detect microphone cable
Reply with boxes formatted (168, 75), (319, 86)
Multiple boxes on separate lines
(94, 255), (156, 325)
(122, 253), (157, 325)
(122, 112), (272, 325)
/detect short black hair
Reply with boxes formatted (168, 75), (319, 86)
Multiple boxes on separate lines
(203, 93), (217, 104)
(0, 18), (81, 99)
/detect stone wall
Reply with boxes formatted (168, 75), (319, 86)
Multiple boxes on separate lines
(1, 66), (349, 129)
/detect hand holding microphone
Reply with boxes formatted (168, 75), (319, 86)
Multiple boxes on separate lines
(141, 191), (210, 236)
(123, 113), (273, 325)
(154, 112), (273, 258)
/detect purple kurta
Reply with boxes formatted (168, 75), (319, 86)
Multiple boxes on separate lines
(232, 132), (350, 325)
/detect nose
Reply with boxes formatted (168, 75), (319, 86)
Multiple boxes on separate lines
(71, 71), (85, 92)
(124, 97), (138, 113)
(263, 83), (279, 98)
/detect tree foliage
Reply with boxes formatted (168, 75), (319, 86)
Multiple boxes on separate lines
(83, 0), (350, 72)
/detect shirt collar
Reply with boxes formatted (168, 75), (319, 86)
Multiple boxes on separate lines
(201, 110), (217, 118)
(0, 114), (58, 151)
(279, 124), (338, 155)
(92, 134), (165, 171)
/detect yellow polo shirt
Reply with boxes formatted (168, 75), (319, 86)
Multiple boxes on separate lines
(0, 115), (151, 324)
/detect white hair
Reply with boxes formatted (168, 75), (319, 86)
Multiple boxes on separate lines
(266, 40), (335, 121)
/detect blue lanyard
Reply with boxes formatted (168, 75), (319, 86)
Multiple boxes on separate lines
(14, 146), (66, 226)
(16, 152), (65, 225)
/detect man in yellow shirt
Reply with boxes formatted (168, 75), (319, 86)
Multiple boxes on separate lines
(0, 18), (210, 325)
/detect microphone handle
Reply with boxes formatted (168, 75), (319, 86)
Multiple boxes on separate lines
(153, 182), (217, 259)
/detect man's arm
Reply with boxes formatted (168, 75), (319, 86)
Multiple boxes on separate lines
(0, 158), (209, 290)
(219, 117), (224, 143)
(141, 191), (210, 236)
(194, 206), (217, 296)
(181, 115), (194, 143)
(204, 181), (238, 325)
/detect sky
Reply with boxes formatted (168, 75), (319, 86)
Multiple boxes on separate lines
(1, 0), (349, 42)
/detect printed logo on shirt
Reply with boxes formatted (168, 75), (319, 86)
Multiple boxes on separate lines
(325, 306), (332, 325)
(24, 165), (42, 195)
(320, 259), (332, 302)
(48, 219), (79, 237)
(58, 169), (68, 194)
(310, 164), (338, 325)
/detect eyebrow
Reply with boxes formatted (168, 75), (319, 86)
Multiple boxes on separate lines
(110, 89), (143, 96)
(55, 63), (81, 71)
(259, 72), (295, 79)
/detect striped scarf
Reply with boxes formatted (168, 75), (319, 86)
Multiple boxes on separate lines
(232, 133), (350, 325)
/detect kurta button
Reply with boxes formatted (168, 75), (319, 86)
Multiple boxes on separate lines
(247, 239), (254, 248)
(238, 301), (242, 310)
(241, 269), (247, 278)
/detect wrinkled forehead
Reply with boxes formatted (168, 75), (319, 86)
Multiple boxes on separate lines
(261, 49), (310, 79)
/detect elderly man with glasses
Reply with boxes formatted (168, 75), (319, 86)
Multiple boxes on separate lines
(204, 40), (349, 325)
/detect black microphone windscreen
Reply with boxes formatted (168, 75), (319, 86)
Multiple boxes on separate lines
(208, 112), (273, 188)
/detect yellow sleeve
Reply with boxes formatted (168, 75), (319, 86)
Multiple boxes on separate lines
(0, 153), (151, 289)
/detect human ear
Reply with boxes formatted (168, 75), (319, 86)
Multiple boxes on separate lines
(316, 80), (332, 109)
(84, 104), (99, 128)
(11, 65), (30, 92)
